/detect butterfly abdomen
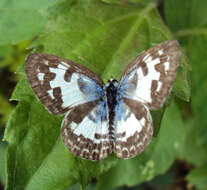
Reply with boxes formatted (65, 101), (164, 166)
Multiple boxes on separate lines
(105, 80), (119, 141)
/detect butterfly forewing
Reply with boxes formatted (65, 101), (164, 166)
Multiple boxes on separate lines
(25, 54), (104, 115)
(113, 98), (153, 159)
(119, 40), (181, 110)
(61, 101), (112, 161)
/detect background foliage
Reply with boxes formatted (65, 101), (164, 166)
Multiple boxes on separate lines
(0, 0), (206, 189)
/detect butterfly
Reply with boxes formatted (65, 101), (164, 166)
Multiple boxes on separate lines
(25, 40), (181, 161)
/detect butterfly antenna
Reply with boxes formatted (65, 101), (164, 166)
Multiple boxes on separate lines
(78, 56), (102, 76)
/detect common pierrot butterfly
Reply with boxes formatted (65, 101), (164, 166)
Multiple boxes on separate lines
(25, 40), (181, 161)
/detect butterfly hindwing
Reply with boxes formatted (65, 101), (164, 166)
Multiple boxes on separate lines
(61, 101), (112, 161)
(25, 54), (104, 115)
(119, 40), (181, 110)
(114, 98), (153, 159)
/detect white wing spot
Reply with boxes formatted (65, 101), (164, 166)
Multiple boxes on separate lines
(90, 110), (97, 119)
(130, 146), (136, 151)
(92, 149), (99, 153)
(122, 147), (129, 153)
(115, 145), (121, 150)
(136, 142), (143, 147)
(82, 148), (89, 153)
(140, 117), (146, 126)
(70, 121), (77, 130)
(133, 57), (160, 103)
(102, 146), (110, 151)
(145, 55), (152, 63)
(44, 60), (49, 65)
(164, 62), (170, 71)
(58, 61), (69, 69)
(156, 81), (162, 92)
(36, 67), (40, 72)
(158, 50), (163, 55)
(37, 73), (45, 81)
(47, 89), (54, 99)
(49, 67), (85, 108)
(70, 105), (108, 143)
(143, 54), (151, 62)
(73, 145), (80, 150)
(116, 111), (142, 141)
(64, 128), (68, 136)
(67, 139), (73, 146)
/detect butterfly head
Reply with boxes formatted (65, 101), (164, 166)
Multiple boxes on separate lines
(105, 78), (118, 88)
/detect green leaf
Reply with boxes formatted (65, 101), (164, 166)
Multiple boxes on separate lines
(0, 0), (59, 10)
(164, 0), (207, 32)
(0, 41), (31, 75)
(102, 0), (157, 5)
(0, 44), (12, 57)
(163, 1), (192, 102)
(164, 0), (207, 188)
(0, 139), (7, 186)
(173, 54), (190, 101)
(0, 9), (46, 45)
(188, 37), (207, 145)
(5, 100), (76, 190)
(187, 165), (207, 190)
(179, 119), (207, 168)
(97, 102), (185, 189)
(177, 36), (207, 167)
(5, 0), (189, 189)
(164, 0), (207, 159)
(0, 94), (13, 125)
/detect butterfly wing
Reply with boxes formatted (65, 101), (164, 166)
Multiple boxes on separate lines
(61, 100), (112, 161)
(25, 54), (104, 115)
(113, 40), (181, 158)
(26, 54), (110, 160)
(119, 40), (181, 110)
(113, 98), (153, 159)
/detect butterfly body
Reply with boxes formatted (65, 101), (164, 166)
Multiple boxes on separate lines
(104, 79), (119, 142)
(25, 40), (181, 161)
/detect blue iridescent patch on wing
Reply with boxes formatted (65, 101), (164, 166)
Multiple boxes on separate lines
(118, 70), (137, 99)
(114, 99), (129, 122)
(88, 100), (108, 123)
(78, 75), (104, 102)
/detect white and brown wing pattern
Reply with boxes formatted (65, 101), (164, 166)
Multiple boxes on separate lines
(25, 54), (104, 115)
(26, 53), (111, 160)
(114, 40), (181, 159)
(113, 98), (153, 159)
(119, 40), (181, 110)
(61, 101), (112, 161)
(25, 40), (181, 161)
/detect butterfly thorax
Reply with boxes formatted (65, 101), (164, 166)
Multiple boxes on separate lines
(105, 79), (118, 139)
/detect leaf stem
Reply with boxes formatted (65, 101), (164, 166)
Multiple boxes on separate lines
(175, 28), (207, 37)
